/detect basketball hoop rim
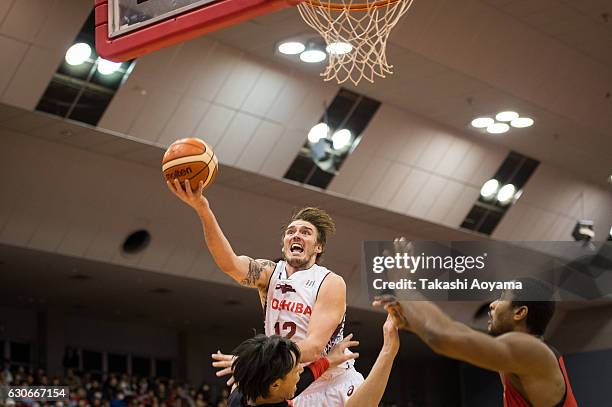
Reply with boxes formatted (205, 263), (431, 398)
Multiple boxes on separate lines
(301, 0), (402, 12)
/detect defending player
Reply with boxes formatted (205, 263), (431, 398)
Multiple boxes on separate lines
(226, 314), (400, 407)
(376, 276), (579, 406)
(167, 179), (363, 406)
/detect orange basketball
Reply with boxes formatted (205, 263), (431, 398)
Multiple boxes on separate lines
(162, 138), (218, 191)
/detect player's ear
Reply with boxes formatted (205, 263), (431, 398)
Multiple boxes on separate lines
(513, 305), (528, 322)
(315, 243), (323, 254)
(270, 379), (282, 393)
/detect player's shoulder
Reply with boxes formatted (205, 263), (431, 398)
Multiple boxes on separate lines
(319, 271), (346, 292)
(254, 258), (278, 270)
(496, 332), (556, 363)
(497, 331), (544, 344)
(244, 257), (277, 289)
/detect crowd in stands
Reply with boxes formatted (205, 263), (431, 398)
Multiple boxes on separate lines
(0, 360), (229, 407)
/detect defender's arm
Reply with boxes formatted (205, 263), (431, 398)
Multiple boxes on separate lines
(379, 299), (548, 374)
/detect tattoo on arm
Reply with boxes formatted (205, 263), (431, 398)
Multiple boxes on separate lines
(240, 258), (276, 287)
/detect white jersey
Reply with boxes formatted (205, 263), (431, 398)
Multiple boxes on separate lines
(264, 261), (351, 368)
(264, 261), (362, 407)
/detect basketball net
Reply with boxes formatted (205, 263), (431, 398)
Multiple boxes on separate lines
(296, 0), (415, 86)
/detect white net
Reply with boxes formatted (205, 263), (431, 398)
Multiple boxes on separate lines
(296, 0), (414, 86)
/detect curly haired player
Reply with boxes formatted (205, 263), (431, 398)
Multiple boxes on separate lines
(168, 180), (363, 406)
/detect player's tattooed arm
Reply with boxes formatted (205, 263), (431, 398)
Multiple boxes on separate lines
(239, 258), (276, 288)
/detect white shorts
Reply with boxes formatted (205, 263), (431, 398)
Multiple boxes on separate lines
(293, 367), (365, 407)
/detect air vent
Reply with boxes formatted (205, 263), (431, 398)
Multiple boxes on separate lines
(69, 274), (92, 281)
(150, 288), (172, 294)
(461, 151), (539, 235)
(123, 230), (151, 254)
(35, 11), (135, 126)
(284, 88), (381, 189)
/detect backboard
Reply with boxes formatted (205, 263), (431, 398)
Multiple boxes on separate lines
(95, 0), (299, 62)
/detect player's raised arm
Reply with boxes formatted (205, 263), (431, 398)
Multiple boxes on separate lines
(296, 273), (346, 362)
(345, 314), (400, 407)
(167, 179), (274, 289)
(375, 297), (548, 375)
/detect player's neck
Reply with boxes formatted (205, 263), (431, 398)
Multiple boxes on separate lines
(511, 324), (540, 338)
(251, 394), (285, 405)
(284, 259), (317, 276)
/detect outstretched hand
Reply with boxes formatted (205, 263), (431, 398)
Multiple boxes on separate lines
(326, 334), (360, 368)
(373, 295), (411, 332)
(211, 350), (236, 386)
(393, 237), (413, 256)
(382, 314), (400, 355)
(166, 179), (210, 213)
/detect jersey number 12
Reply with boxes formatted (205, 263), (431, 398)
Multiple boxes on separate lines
(274, 321), (297, 339)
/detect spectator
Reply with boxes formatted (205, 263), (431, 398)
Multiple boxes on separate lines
(199, 385), (211, 403)
(0, 373), (10, 404)
(65, 369), (82, 390)
(87, 380), (102, 403)
(1, 359), (12, 385)
(1, 359), (229, 407)
(110, 391), (126, 407)
(103, 375), (118, 401)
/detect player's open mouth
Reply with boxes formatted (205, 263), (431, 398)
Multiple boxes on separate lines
(290, 243), (304, 254)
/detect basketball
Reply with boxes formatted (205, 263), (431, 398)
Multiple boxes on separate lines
(162, 138), (218, 191)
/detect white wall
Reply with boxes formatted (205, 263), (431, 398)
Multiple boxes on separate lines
(493, 165), (612, 241)
(328, 103), (612, 240)
(98, 37), (337, 179)
(0, 0), (609, 244)
(0, 0), (91, 109)
(328, 104), (508, 228)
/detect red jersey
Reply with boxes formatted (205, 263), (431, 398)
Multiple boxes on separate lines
(503, 347), (578, 407)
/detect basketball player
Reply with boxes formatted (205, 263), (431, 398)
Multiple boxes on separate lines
(375, 277), (579, 407)
(167, 179), (363, 406)
(227, 313), (400, 407)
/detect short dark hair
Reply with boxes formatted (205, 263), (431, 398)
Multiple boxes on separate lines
(232, 335), (300, 401)
(287, 207), (336, 261)
(509, 278), (556, 336)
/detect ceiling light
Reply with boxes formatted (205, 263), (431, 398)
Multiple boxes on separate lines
(326, 41), (353, 55)
(65, 42), (91, 66)
(510, 117), (534, 128)
(513, 189), (523, 202)
(480, 179), (499, 200)
(471, 117), (494, 128)
(97, 59), (122, 75)
(331, 129), (352, 149)
(278, 41), (305, 55)
(308, 123), (329, 143)
(497, 184), (516, 205)
(300, 49), (327, 63)
(496, 111), (519, 122)
(486, 122), (510, 134)
(572, 220), (595, 242)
